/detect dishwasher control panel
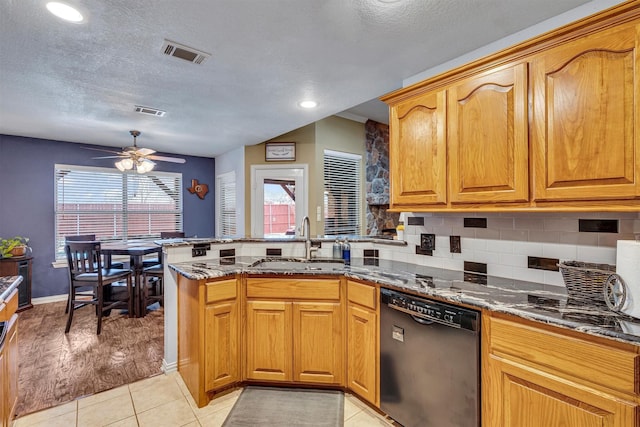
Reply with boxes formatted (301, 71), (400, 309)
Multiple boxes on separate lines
(381, 288), (478, 331)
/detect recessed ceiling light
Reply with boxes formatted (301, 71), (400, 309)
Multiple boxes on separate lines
(46, 2), (84, 23)
(299, 100), (318, 109)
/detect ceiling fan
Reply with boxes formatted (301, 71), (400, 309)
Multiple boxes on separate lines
(88, 130), (186, 173)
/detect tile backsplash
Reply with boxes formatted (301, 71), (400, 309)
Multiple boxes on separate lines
(383, 212), (640, 287)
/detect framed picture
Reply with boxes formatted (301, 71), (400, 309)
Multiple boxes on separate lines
(265, 142), (296, 161)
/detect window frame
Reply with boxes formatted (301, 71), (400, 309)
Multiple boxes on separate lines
(54, 164), (183, 259)
(323, 149), (362, 236)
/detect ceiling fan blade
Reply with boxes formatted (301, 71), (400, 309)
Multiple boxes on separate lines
(137, 148), (156, 156)
(147, 155), (186, 164)
(82, 146), (123, 155)
(92, 155), (126, 159)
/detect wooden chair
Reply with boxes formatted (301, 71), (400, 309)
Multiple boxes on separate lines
(64, 235), (126, 313)
(160, 231), (185, 239)
(139, 230), (184, 312)
(65, 241), (133, 334)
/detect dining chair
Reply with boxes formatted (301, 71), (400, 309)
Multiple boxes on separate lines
(65, 241), (133, 334)
(142, 231), (185, 268)
(63, 234), (126, 313)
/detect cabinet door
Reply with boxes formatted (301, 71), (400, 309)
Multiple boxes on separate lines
(486, 357), (637, 427)
(389, 90), (447, 207)
(292, 302), (343, 384)
(448, 63), (529, 203)
(6, 316), (17, 425)
(0, 347), (5, 427)
(204, 301), (238, 391)
(531, 22), (640, 201)
(347, 304), (377, 405)
(246, 301), (292, 381)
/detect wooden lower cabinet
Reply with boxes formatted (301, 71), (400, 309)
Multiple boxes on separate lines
(177, 276), (240, 407)
(204, 300), (239, 390)
(293, 302), (342, 384)
(245, 277), (344, 386)
(483, 313), (640, 427)
(245, 300), (292, 381)
(488, 357), (636, 427)
(0, 290), (19, 427)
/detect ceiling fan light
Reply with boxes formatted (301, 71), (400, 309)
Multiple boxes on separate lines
(122, 158), (134, 170)
(115, 160), (126, 171)
(136, 159), (155, 174)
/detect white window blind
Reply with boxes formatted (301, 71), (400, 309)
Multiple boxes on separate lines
(323, 150), (361, 236)
(216, 171), (237, 237)
(55, 164), (183, 258)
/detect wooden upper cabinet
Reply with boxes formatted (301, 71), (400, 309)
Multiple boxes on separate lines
(389, 90), (447, 207)
(531, 22), (640, 202)
(448, 63), (529, 203)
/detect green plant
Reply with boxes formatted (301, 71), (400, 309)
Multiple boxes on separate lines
(0, 236), (29, 258)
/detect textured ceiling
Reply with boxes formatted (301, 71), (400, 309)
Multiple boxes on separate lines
(0, 0), (611, 158)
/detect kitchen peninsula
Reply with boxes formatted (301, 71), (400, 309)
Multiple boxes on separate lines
(159, 238), (640, 427)
(0, 275), (22, 426)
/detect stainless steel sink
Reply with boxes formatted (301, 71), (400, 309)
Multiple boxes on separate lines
(250, 258), (345, 271)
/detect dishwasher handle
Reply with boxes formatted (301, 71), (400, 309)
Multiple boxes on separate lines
(387, 302), (461, 328)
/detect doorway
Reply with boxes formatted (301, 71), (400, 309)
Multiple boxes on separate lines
(251, 164), (308, 238)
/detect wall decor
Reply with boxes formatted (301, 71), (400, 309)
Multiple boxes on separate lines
(187, 179), (209, 200)
(265, 142), (296, 161)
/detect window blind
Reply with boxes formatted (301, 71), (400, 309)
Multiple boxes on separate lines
(323, 150), (361, 236)
(217, 171), (237, 237)
(55, 164), (183, 258)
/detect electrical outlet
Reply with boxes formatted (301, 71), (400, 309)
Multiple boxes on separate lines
(450, 236), (461, 253)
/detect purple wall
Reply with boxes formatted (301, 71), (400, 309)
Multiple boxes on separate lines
(0, 134), (216, 298)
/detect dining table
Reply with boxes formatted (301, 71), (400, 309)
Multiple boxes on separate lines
(101, 240), (162, 317)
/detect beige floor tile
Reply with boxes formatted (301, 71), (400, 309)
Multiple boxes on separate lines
(190, 389), (240, 418)
(105, 416), (139, 427)
(15, 401), (78, 427)
(196, 403), (234, 427)
(130, 374), (185, 413)
(128, 373), (167, 393)
(78, 384), (131, 409)
(14, 410), (77, 427)
(344, 410), (393, 427)
(180, 422), (201, 427)
(136, 398), (197, 427)
(343, 396), (364, 421)
(77, 393), (135, 427)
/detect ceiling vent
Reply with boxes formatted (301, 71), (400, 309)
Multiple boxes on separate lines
(161, 39), (210, 65)
(134, 105), (166, 117)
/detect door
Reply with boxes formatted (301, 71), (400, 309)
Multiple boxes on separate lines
(448, 63), (529, 203)
(245, 301), (292, 381)
(347, 303), (377, 404)
(488, 357), (637, 427)
(251, 165), (308, 238)
(204, 301), (238, 390)
(389, 90), (447, 207)
(531, 22), (640, 201)
(292, 302), (343, 384)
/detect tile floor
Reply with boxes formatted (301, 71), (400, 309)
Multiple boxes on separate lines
(14, 372), (394, 427)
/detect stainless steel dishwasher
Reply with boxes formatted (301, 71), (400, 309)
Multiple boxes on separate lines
(380, 288), (480, 427)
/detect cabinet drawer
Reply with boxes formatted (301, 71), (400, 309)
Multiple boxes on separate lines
(246, 278), (340, 300)
(489, 316), (639, 396)
(205, 279), (237, 303)
(347, 281), (376, 310)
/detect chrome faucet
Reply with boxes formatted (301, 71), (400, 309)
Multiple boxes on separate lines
(301, 216), (316, 259)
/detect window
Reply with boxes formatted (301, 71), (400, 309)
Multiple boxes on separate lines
(323, 150), (361, 236)
(55, 164), (183, 258)
(216, 171), (237, 237)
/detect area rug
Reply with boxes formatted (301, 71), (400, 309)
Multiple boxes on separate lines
(223, 386), (344, 427)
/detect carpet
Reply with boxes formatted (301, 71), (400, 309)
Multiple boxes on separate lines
(223, 386), (344, 427)
(15, 300), (164, 417)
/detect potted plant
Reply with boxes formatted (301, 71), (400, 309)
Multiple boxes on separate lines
(0, 236), (30, 258)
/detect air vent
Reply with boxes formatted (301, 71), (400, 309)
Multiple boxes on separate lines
(134, 105), (166, 117)
(161, 39), (210, 65)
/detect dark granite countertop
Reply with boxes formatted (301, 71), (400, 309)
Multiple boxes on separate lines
(0, 276), (22, 303)
(155, 236), (406, 247)
(168, 257), (640, 346)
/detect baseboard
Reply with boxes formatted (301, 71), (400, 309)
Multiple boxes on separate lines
(32, 294), (68, 305)
(162, 359), (178, 373)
